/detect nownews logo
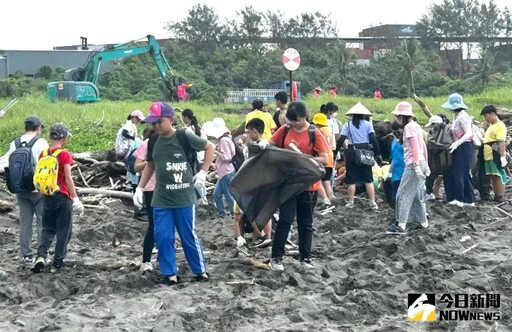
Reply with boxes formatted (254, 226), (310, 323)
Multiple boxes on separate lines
(408, 293), (501, 322)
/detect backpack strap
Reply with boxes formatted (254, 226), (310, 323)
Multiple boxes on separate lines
(281, 125), (291, 147)
(175, 129), (197, 173)
(26, 137), (39, 149)
(308, 124), (316, 146)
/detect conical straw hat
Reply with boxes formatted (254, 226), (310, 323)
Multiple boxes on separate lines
(346, 102), (372, 116)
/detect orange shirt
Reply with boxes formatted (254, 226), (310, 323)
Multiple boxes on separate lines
(319, 127), (334, 168)
(271, 125), (328, 191)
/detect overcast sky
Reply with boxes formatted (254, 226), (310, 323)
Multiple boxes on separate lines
(1, 0), (509, 50)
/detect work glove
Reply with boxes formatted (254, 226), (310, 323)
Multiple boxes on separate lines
(414, 165), (426, 180)
(500, 156), (508, 168)
(236, 236), (246, 248)
(193, 169), (208, 189)
(133, 187), (144, 209)
(449, 141), (461, 153)
(72, 197), (84, 215)
(257, 140), (269, 150)
(424, 165), (431, 177)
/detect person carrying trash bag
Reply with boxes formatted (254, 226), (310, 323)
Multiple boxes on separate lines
(236, 102), (329, 271)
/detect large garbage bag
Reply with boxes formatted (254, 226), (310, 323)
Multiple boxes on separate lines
(230, 146), (325, 230)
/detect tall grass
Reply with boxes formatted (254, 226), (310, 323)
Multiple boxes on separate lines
(1, 88), (511, 154)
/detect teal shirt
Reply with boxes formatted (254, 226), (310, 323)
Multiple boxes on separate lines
(147, 130), (207, 208)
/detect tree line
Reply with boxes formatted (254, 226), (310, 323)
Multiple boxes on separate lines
(1, 0), (511, 101)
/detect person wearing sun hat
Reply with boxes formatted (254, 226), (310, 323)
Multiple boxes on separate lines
(386, 101), (430, 235)
(114, 109), (146, 160)
(203, 117), (237, 219)
(313, 113), (335, 206)
(441, 93), (475, 207)
(133, 101), (216, 285)
(335, 102), (382, 210)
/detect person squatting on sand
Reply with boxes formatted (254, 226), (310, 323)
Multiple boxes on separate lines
(481, 105), (508, 202)
(133, 102), (215, 285)
(264, 102), (329, 271)
(335, 102), (382, 210)
(233, 118), (273, 249)
(32, 123), (84, 272)
(133, 128), (157, 273)
(4, 116), (49, 267)
(386, 102), (430, 235)
(442, 93), (476, 207)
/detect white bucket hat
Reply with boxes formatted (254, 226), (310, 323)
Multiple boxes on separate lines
(391, 101), (414, 117)
(346, 102), (372, 116)
(202, 117), (230, 138)
(425, 115), (443, 128)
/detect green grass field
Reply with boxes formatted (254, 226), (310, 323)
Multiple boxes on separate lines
(1, 88), (511, 154)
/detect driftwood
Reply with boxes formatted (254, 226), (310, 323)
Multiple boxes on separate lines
(73, 150), (118, 163)
(77, 187), (133, 199)
(412, 94), (433, 118)
(0, 199), (15, 212)
(245, 258), (270, 270)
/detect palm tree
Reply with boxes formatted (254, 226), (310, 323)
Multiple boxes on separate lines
(330, 41), (356, 95)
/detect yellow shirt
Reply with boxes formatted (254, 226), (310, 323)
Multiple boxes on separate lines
(246, 110), (276, 140)
(483, 121), (507, 161)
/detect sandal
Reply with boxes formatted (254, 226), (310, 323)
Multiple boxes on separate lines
(193, 272), (210, 282)
(163, 275), (180, 286)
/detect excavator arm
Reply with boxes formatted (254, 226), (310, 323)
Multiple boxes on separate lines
(49, 35), (178, 102)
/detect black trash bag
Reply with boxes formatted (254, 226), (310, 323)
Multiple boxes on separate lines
(230, 146), (325, 231)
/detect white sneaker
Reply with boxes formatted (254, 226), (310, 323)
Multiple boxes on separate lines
(345, 202), (354, 208)
(152, 248), (158, 254)
(269, 258), (284, 271)
(140, 262), (154, 272)
(321, 198), (332, 206)
(370, 201), (378, 210)
(448, 200), (463, 207)
(300, 258), (314, 269)
(464, 202), (476, 207)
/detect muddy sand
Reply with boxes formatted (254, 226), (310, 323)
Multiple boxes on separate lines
(0, 188), (511, 332)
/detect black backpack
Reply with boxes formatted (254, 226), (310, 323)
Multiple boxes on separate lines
(176, 129), (201, 175)
(5, 137), (39, 193)
(124, 148), (137, 174)
(221, 134), (246, 171)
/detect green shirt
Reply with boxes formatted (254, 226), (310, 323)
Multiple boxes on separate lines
(147, 130), (207, 208)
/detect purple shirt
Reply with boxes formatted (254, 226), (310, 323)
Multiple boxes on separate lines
(215, 136), (235, 178)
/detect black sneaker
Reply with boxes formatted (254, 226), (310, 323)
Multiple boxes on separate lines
(385, 223), (407, 235)
(52, 260), (66, 269)
(193, 273), (210, 282)
(31, 256), (45, 273)
(254, 235), (272, 248)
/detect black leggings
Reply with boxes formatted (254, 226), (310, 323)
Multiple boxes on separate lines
(142, 191), (154, 263)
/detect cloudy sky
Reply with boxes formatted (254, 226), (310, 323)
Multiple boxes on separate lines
(1, 0), (509, 50)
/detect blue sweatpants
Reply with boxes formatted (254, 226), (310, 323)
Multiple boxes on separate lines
(153, 206), (207, 277)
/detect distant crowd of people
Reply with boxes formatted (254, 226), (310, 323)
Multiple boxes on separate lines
(4, 90), (508, 284)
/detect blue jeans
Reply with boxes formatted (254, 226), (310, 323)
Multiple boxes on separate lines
(213, 171), (235, 217)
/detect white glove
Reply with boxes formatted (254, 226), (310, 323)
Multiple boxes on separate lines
(449, 141), (461, 153)
(500, 156), (508, 168)
(133, 187), (144, 209)
(193, 169), (208, 188)
(236, 236), (246, 248)
(72, 197), (84, 215)
(414, 165), (426, 180)
(424, 165), (431, 177)
(257, 140), (269, 150)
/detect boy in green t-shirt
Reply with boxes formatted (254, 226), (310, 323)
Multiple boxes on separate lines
(133, 102), (216, 285)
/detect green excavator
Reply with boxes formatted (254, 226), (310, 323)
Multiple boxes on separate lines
(47, 35), (178, 102)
